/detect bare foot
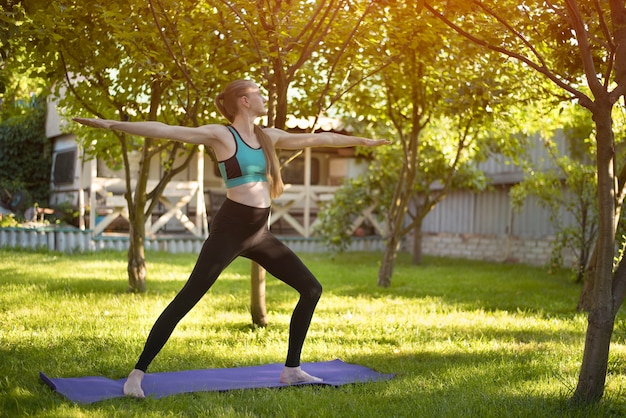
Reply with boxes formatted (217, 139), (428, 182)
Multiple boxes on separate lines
(123, 369), (145, 398)
(280, 366), (323, 384)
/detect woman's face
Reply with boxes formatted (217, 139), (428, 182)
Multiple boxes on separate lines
(244, 85), (268, 117)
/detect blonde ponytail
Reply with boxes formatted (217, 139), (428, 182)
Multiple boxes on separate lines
(214, 92), (233, 122)
(254, 125), (284, 199)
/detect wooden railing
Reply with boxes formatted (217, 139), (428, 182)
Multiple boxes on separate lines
(88, 174), (387, 239)
(90, 177), (208, 238)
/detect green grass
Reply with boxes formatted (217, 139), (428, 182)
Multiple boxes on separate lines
(1, 248), (626, 417)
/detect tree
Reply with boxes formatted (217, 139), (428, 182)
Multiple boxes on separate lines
(316, 2), (532, 287)
(14, 0), (387, 303)
(425, 0), (626, 403)
(18, 0), (246, 292)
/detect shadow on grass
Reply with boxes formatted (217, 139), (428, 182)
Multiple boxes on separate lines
(1, 249), (580, 316)
(0, 249), (257, 298)
(334, 351), (624, 418)
(313, 255), (583, 317)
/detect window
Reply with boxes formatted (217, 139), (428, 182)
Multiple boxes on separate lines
(280, 156), (320, 185)
(53, 149), (76, 185)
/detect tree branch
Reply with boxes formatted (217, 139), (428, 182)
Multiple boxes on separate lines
(564, 0), (606, 98)
(148, 0), (199, 94)
(612, 254), (626, 313)
(288, 0), (344, 78)
(595, 0), (616, 49)
(145, 143), (198, 216)
(59, 52), (106, 119)
(473, 0), (549, 69)
(314, 0), (377, 114)
(424, 1), (596, 111)
(218, 0), (268, 79)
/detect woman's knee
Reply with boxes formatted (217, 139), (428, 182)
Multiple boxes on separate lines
(305, 278), (323, 302)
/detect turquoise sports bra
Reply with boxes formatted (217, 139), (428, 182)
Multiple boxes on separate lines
(218, 125), (268, 188)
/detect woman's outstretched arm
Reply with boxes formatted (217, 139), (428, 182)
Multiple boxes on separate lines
(264, 127), (390, 150)
(72, 118), (225, 146)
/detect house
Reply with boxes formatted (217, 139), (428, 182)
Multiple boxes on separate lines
(0, 95), (580, 267)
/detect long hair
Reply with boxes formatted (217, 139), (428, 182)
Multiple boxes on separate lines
(215, 80), (284, 199)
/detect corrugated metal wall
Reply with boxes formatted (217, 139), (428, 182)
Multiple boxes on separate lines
(422, 187), (565, 238)
(422, 132), (578, 238)
(474, 187), (510, 234)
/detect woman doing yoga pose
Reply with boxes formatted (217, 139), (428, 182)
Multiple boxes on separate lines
(74, 79), (389, 398)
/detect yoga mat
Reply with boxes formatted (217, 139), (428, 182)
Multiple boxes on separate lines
(40, 359), (394, 404)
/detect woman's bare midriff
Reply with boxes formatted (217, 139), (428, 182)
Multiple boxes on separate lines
(226, 182), (271, 208)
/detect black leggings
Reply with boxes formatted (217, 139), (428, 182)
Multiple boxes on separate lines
(134, 198), (322, 372)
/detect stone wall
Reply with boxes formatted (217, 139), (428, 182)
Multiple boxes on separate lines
(420, 232), (575, 267)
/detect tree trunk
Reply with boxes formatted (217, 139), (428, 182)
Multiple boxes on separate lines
(573, 102), (616, 403)
(378, 233), (401, 287)
(574, 307), (615, 402)
(125, 151), (149, 293)
(127, 221), (147, 293)
(577, 247), (597, 311)
(378, 177), (414, 287)
(412, 223), (423, 265)
(377, 180), (414, 287)
(126, 148), (150, 293)
(250, 261), (268, 327)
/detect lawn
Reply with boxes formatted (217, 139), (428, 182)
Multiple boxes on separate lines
(1, 248), (626, 417)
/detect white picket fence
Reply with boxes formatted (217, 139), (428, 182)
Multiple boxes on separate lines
(0, 227), (385, 254)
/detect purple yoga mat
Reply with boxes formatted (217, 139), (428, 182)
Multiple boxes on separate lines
(40, 359), (394, 404)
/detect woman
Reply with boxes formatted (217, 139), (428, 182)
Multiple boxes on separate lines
(74, 79), (389, 398)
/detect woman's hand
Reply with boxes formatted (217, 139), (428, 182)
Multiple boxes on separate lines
(72, 117), (116, 130)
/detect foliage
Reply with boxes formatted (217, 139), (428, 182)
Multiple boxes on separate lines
(0, 213), (18, 227)
(225, 0), (379, 128)
(0, 95), (51, 212)
(511, 105), (598, 281)
(0, 1), (49, 121)
(0, 3), (51, 215)
(2, 249), (626, 416)
(34, 0), (237, 150)
(289, 1), (389, 122)
(314, 176), (382, 251)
